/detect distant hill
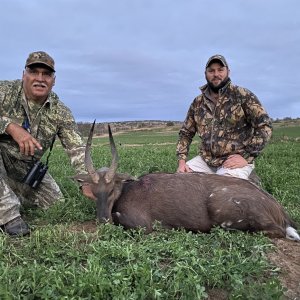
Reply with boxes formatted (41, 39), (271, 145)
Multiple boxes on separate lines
(272, 117), (300, 128)
(77, 118), (300, 137)
(77, 120), (182, 137)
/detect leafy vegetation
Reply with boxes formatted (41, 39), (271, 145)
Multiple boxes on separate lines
(1, 125), (299, 299)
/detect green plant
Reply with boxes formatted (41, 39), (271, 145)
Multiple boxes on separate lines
(1, 126), (299, 299)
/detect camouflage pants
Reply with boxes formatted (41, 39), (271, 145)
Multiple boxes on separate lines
(0, 150), (64, 225)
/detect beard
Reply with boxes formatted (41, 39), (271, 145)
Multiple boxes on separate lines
(206, 76), (230, 93)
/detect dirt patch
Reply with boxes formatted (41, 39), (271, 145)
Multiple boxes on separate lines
(68, 220), (98, 233)
(268, 239), (300, 299)
(207, 288), (228, 300)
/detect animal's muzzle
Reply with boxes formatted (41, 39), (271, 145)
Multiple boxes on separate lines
(96, 192), (111, 222)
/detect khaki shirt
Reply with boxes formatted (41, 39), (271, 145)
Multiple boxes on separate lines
(0, 80), (86, 174)
(176, 80), (273, 167)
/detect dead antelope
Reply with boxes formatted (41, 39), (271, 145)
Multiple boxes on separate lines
(73, 122), (300, 241)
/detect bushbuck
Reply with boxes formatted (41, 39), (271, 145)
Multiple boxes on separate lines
(73, 122), (300, 241)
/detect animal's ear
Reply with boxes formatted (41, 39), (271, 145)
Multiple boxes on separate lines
(71, 174), (93, 184)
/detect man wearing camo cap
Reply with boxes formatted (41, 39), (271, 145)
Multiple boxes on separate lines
(0, 51), (94, 236)
(176, 54), (272, 181)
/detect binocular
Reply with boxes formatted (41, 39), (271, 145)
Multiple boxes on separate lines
(23, 161), (48, 189)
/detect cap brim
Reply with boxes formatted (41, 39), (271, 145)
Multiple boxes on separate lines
(26, 62), (55, 72)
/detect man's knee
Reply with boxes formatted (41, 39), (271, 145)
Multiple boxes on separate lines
(216, 164), (254, 180)
(186, 156), (215, 174)
(32, 173), (64, 209)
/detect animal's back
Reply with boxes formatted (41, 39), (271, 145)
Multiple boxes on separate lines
(201, 174), (294, 237)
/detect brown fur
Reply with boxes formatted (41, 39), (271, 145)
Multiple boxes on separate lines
(76, 171), (295, 238)
(74, 123), (297, 239)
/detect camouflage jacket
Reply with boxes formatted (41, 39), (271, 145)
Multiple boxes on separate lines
(0, 80), (86, 175)
(176, 80), (272, 167)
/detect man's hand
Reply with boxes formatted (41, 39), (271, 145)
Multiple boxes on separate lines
(81, 184), (97, 201)
(177, 159), (192, 173)
(6, 123), (43, 156)
(222, 154), (248, 169)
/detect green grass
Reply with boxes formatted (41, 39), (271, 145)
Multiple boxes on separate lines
(1, 126), (299, 299)
(0, 225), (283, 299)
(271, 125), (300, 139)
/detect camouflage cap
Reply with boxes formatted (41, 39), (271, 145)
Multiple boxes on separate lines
(25, 51), (55, 72)
(205, 54), (228, 69)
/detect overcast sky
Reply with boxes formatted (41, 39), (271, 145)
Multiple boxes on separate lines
(1, 0), (299, 122)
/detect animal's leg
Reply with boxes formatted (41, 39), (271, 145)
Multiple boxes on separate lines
(260, 224), (286, 238)
(112, 212), (153, 232)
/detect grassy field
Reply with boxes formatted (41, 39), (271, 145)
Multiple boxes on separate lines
(1, 125), (300, 299)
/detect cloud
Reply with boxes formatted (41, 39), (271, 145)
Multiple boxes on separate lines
(1, 0), (300, 121)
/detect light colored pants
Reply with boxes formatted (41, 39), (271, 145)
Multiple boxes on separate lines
(0, 152), (64, 225)
(186, 155), (254, 180)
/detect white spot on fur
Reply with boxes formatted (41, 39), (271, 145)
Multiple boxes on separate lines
(286, 226), (300, 241)
(209, 193), (215, 198)
(116, 212), (121, 217)
(237, 219), (243, 223)
(221, 221), (232, 228)
(233, 200), (240, 204)
(221, 187), (228, 192)
(216, 209), (221, 213)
